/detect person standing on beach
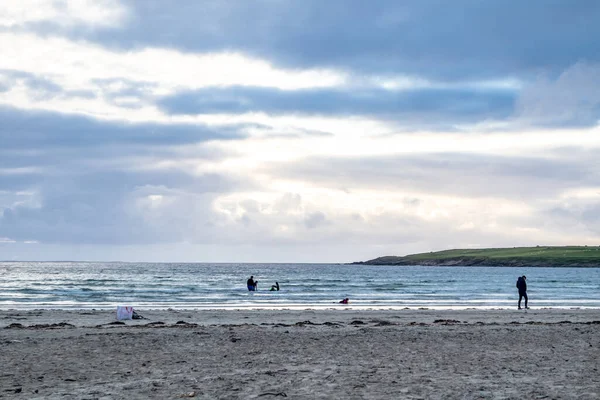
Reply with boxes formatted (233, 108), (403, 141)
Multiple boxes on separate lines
(516, 275), (528, 309)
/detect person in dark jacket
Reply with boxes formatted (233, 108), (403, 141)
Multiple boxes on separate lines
(516, 275), (528, 309)
(247, 276), (257, 291)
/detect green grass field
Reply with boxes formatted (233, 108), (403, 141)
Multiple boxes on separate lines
(361, 246), (600, 266)
(405, 246), (600, 260)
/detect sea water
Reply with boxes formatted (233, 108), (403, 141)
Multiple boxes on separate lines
(1, 262), (600, 310)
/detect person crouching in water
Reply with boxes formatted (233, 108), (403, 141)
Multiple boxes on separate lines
(516, 275), (528, 309)
(247, 276), (257, 291)
(270, 282), (280, 291)
(339, 298), (349, 304)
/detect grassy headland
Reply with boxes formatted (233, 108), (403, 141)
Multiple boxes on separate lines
(354, 246), (600, 267)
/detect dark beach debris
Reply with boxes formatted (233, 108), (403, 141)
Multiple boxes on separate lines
(132, 310), (146, 319)
(267, 321), (338, 327)
(263, 369), (288, 376)
(4, 323), (24, 329)
(258, 392), (287, 397)
(294, 320), (315, 327)
(64, 378), (77, 382)
(3, 339), (23, 344)
(33, 322), (75, 329)
(371, 320), (396, 326)
(95, 321), (123, 328)
(144, 321), (165, 326)
(4, 322), (75, 330)
(433, 319), (461, 324)
(173, 321), (199, 328)
(350, 320), (365, 325)
(123, 320), (199, 328)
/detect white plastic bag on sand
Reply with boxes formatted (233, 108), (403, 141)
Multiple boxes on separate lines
(116, 306), (134, 320)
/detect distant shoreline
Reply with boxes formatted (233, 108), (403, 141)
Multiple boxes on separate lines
(353, 246), (600, 268)
(352, 259), (600, 268)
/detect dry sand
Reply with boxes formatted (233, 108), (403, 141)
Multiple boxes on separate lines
(1, 308), (599, 399)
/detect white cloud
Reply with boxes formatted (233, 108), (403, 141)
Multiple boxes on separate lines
(0, 167), (43, 175)
(0, 32), (346, 94)
(2, 7), (600, 262)
(0, 29), (521, 129)
(516, 62), (600, 127)
(0, 0), (128, 28)
(0, 31), (349, 124)
(196, 125), (600, 179)
(373, 75), (522, 91)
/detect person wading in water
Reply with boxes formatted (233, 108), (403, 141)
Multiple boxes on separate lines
(247, 276), (257, 291)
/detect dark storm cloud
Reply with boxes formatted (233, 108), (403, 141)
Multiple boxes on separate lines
(47, 0), (596, 129)
(0, 106), (242, 151)
(0, 106), (248, 190)
(158, 86), (516, 124)
(9, 2), (598, 129)
(71, 0), (600, 80)
(0, 169), (241, 245)
(0, 106), (253, 244)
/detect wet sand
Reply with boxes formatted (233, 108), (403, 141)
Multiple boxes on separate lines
(1, 308), (599, 399)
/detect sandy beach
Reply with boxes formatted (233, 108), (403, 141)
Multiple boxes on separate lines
(1, 308), (599, 399)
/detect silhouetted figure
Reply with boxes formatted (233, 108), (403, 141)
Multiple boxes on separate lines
(270, 282), (280, 291)
(516, 275), (528, 309)
(247, 276), (257, 291)
(339, 298), (349, 304)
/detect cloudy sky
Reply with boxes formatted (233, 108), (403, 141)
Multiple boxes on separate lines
(1, 0), (600, 262)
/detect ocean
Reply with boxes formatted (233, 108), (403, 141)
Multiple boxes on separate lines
(1, 262), (600, 310)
